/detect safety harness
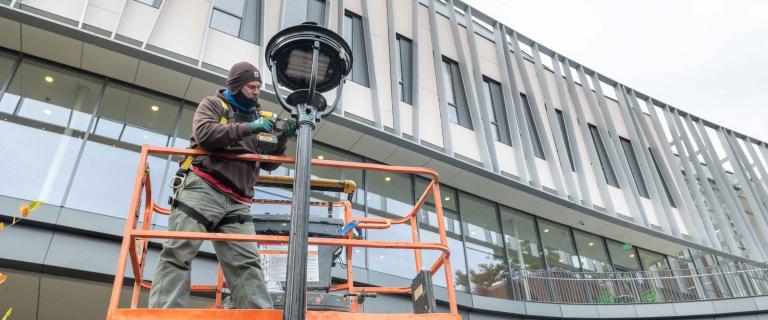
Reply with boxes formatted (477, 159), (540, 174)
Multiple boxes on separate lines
(168, 98), (254, 232)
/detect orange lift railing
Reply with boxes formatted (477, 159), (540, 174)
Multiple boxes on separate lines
(107, 145), (460, 320)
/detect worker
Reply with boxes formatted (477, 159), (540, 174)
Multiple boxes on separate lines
(149, 61), (296, 309)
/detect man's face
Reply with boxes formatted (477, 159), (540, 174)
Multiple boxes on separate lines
(240, 80), (261, 99)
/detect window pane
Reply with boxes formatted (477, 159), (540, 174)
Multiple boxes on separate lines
(521, 93), (545, 159)
(573, 231), (611, 272)
(460, 193), (510, 299)
(65, 85), (178, 218)
(441, 61), (456, 106)
(555, 109), (575, 171)
(0, 61), (101, 206)
(538, 220), (579, 271)
(306, 0), (325, 25)
(500, 206), (543, 270)
(213, 0), (245, 16)
(211, 9), (242, 37)
(366, 171), (414, 278)
(606, 241), (640, 271)
(396, 35), (413, 104)
(620, 138), (649, 198)
(650, 149), (676, 207)
(483, 77), (509, 145)
(419, 205), (468, 291)
(449, 60), (472, 129)
(638, 249), (668, 271)
(589, 124), (619, 187)
(343, 12), (369, 87)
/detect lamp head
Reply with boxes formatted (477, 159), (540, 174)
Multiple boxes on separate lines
(266, 22), (352, 94)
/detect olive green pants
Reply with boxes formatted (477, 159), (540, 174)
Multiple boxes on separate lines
(148, 171), (273, 309)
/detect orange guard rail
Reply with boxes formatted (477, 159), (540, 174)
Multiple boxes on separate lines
(107, 145), (460, 320)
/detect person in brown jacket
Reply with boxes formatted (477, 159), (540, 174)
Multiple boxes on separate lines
(148, 61), (295, 309)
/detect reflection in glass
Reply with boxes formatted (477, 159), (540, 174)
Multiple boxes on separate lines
(0, 61), (101, 205)
(606, 240), (640, 271)
(460, 193), (509, 299)
(573, 231), (610, 272)
(367, 171), (414, 278)
(538, 220), (579, 271)
(65, 85), (177, 218)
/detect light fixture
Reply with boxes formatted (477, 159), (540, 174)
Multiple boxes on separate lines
(265, 22), (352, 320)
(317, 155), (324, 160)
(588, 242), (594, 246)
(44, 75), (54, 83)
(43, 109), (52, 115)
(543, 228), (549, 233)
(558, 259), (563, 263)
(629, 254), (635, 258)
(384, 176), (391, 182)
(444, 196), (450, 201)
(151, 105), (159, 112)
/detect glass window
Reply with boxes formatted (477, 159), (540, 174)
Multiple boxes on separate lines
(135, 0), (162, 8)
(441, 57), (472, 129)
(620, 137), (649, 198)
(482, 77), (510, 145)
(649, 149), (676, 207)
(606, 240), (640, 271)
(64, 85), (178, 219)
(499, 206), (543, 270)
(0, 60), (101, 206)
(667, 250), (704, 300)
(555, 109), (575, 171)
(415, 179), (468, 292)
(689, 249), (731, 298)
(366, 171), (415, 278)
(538, 220), (580, 271)
(306, 0), (326, 25)
(520, 93), (545, 159)
(573, 230), (611, 272)
(395, 34), (413, 105)
(589, 124), (619, 188)
(460, 192), (510, 299)
(211, 0), (260, 44)
(638, 249), (668, 271)
(0, 54), (17, 114)
(342, 11), (369, 87)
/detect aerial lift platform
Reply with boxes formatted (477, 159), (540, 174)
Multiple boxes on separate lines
(106, 145), (461, 320)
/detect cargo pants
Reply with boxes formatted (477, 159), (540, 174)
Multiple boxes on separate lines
(148, 171), (273, 309)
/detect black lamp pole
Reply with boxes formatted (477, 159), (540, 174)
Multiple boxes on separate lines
(265, 23), (352, 320)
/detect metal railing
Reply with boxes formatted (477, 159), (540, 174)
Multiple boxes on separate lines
(507, 263), (768, 304)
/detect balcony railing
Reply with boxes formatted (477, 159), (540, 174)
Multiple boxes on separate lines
(507, 263), (768, 304)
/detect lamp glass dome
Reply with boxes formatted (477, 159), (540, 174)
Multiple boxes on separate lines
(266, 23), (352, 93)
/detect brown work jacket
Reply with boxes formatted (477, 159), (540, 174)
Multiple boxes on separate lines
(189, 89), (287, 199)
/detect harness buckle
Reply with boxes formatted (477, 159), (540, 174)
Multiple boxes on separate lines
(169, 172), (187, 189)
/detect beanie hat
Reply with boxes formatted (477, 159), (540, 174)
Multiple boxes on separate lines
(226, 61), (261, 93)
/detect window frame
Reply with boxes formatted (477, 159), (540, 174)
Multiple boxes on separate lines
(482, 76), (510, 145)
(589, 124), (619, 188)
(620, 137), (649, 198)
(441, 56), (473, 130)
(520, 93), (545, 159)
(395, 34), (413, 105)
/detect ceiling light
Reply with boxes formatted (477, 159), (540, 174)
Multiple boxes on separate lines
(543, 228), (549, 233)
(629, 254), (635, 258)
(43, 109), (52, 115)
(558, 259), (563, 263)
(44, 75), (54, 83)
(317, 155), (324, 160)
(444, 196), (450, 201)
(384, 176), (391, 182)
(588, 242), (594, 246)
(151, 105), (159, 112)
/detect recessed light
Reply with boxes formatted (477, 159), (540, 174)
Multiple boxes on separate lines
(543, 228), (549, 233)
(41, 127), (46, 130)
(588, 242), (594, 246)
(317, 155), (324, 160)
(444, 196), (450, 201)
(629, 254), (635, 258)
(384, 176), (391, 182)
(44, 75), (54, 83)
(558, 259), (563, 263)
(43, 109), (52, 115)
(151, 105), (159, 111)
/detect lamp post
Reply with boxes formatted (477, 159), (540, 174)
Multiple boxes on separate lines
(265, 22), (352, 320)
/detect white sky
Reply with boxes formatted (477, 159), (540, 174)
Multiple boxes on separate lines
(463, 0), (768, 142)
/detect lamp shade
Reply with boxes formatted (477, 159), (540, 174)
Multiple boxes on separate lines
(266, 23), (352, 93)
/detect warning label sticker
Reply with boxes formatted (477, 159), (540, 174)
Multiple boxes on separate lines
(259, 245), (319, 282)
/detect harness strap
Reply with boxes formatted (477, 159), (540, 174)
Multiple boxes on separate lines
(172, 200), (254, 232)
(180, 98), (230, 171)
(173, 200), (216, 232)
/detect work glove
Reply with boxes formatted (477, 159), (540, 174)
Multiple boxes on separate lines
(278, 119), (298, 141)
(249, 117), (274, 134)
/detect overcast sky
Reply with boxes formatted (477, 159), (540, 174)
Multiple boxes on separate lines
(463, 0), (768, 142)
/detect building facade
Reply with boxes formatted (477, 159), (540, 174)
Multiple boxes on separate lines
(0, 0), (767, 319)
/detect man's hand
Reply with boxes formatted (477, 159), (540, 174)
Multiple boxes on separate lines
(278, 119), (298, 141)
(249, 117), (274, 133)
